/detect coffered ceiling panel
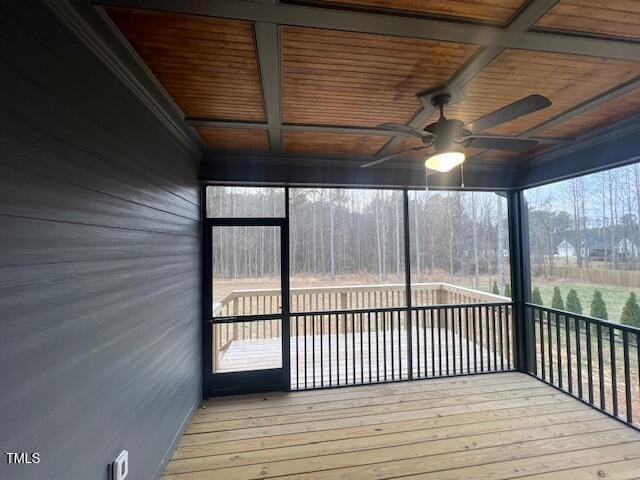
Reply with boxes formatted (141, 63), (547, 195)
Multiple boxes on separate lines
(309, 0), (526, 24)
(197, 128), (270, 152)
(424, 49), (640, 137)
(536, 0), (640, 40)
(540, 88), (640, 138)
(283, 131), (389, 155)
(106, 8), (265, 121)
(282, 27), (478, 127)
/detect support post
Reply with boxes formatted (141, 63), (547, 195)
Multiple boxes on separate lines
(507, 190), (533, 372)
(403, 190), (413, 380)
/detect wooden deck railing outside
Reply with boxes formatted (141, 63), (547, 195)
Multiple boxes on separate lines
(212, 282), (510, 371)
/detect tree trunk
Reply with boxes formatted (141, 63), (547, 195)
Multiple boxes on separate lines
(471, 192), (480, 289)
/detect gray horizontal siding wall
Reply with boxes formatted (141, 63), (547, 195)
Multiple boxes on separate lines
(0, 2), (202, 479)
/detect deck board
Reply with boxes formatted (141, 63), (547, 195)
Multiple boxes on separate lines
(162, 373), (640, 479)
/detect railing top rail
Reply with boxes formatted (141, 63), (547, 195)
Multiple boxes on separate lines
(219, 281), (511, 300)
(288, 301), (514, 318)
(526, 302), (640, 335)
(437, 282), (511, 302)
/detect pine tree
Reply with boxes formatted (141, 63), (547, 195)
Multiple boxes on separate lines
(590, 290), (608, 320)
(492, 282), (499, 295)
(621, 292), (640, 328)
(551, 286), (565, 310)
(566, 289), (582, 314)
(504, 284), (512, 298)
(532, 287), (543, 306)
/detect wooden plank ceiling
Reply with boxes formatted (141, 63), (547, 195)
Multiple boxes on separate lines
(308, 0), (527, 24)
(105, 3), (640, 167)
(281, 27), (477, 127)
(423, 49), (640, 136)
(536, 0), (640, 40)
(107, 7), (266, 151)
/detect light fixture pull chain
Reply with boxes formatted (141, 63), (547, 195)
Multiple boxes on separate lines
(461, 163), (465, 188)
(425, 167), (429, 192)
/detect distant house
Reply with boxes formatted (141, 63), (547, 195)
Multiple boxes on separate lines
(555, 240), (575, 258)
(580, 238), (609, 260)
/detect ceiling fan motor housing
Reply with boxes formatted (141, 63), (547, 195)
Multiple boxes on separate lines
(426, 118), (465, 151)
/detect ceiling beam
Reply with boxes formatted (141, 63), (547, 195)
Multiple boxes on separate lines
(186, 118), (570, 145)
(371, 0), (560, 166)
(186, 119), (413, 137)
(523, 75), (640, 137)
(254, 21), (282, 152)
(519, 113), (640, 188)
(94, 0), (640, 61)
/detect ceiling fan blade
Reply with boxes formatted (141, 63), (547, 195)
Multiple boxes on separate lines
(466, 95), (551, 134)
(467, 136), (538, 152)
(361, 146), (431, 168)
(378, 123), (433, 138)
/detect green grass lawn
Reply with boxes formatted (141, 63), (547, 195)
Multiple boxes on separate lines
(531, 281), (640, 323)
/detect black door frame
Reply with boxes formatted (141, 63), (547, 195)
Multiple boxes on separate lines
(202, 213), (290, 397)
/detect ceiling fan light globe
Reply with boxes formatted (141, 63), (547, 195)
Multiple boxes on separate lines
(425, 151), (465, 173)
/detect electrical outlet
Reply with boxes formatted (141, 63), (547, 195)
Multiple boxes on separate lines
(111, 450), (128, 480)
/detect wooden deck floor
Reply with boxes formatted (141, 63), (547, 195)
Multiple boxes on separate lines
(162, 372), (640, 479)
(218, 328), (508, 390)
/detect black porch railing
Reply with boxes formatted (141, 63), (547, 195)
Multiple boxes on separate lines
(526, 303), (640, 428)
(290, 302), (514, 390)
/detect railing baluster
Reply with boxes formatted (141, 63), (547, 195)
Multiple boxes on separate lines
(451, 308), (456, 375)
(637, 333), (640, 423)
(623, 330), (632, 423)
(458, 307), (463, 374)
(422, 310), (428, 377)
(498, 305), (504, 371)
(548, 311), (553, 384)
(486, 305), (492, 371)
(466, 307), (470, 374)
(445, 308), (450, 376)
(360, 312), (364, 384)
(335, 313), (339, 385)
(586, 320), (593, 404)
(304, 315), (308, 390)
(575, 317), (583, 399)
(478, 306), (484, 372)
(431, 308), (436, 378)
(597, 323), (604, 410)
(397, 311), (402, 379)
(610, 326), (618, 417)
(344, 313), (349, 385)
(492, 305), (497, 371)
(566, 315), (572, 394)
(539, 308), (545, 380)
(320, 314), (324, 388)
(473, 306), (478, 374)
(376, 311), (380, 382)
(352, 313), (356, 384)
(295, 316), (299, 390)
(383, 311), (388, 381)
(367, 311), (372, 384)
(438, 308), (443, 377)
(556, 312), (563, 389)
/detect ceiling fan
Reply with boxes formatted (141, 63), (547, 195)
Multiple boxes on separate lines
(366, 93), (552, 171)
